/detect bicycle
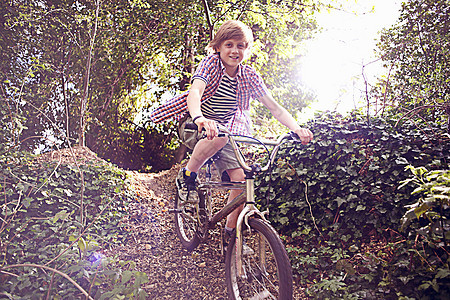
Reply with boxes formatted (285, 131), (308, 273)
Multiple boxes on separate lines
(170, 123), (301, 300)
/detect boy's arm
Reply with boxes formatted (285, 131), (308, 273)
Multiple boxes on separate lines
(186, 79), (218, 139)
(259, 94), (313, 145)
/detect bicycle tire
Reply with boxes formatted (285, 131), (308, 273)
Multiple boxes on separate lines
(173, 184), (205, 251)
(225, 217), (293, 300)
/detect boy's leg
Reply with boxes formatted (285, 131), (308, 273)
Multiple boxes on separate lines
(177, 116), (227, 200)
(186, 137), (228, 172)
(224, 167), (245, 229)
(178, 115), (227, 172)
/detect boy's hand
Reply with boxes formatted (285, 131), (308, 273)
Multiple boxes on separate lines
(294, 127), (313, 145)
(193, 116), (218, 140)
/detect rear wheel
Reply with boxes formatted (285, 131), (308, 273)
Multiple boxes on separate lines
(173, 185), (205, 251)
(225, 218), (293, 300)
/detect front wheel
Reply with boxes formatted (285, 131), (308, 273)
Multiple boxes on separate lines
(225, 218), (293, 300)
(173, 185), (205, 251)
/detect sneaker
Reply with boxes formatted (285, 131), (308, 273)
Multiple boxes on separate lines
(176, 167), (199, 203)
(222, 228), (254, 256)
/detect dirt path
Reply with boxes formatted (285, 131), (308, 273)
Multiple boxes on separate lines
(110, 166), (230, 299)
(114, 165), (307, 299)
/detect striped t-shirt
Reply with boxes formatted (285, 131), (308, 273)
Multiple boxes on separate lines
(149, 53), (270, 135)
(201, 74), (237, 125)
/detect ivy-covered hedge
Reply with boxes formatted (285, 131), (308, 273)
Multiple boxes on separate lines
(256, 112), (449, 299)
(0, 150), (148, 299)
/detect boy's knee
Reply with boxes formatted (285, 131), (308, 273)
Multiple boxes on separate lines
(227, 168), (245, 182)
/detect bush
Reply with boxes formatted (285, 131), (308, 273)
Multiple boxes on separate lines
(0, 148), (148, 299)
(87, 119), (180, 172)
(399, 167), (449, 298)
(256, 111), (449, 298)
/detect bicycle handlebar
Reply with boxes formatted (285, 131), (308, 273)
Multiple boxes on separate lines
(185, 122), (302, 173)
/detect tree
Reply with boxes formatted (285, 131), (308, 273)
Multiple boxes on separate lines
(1, 0), (111, 151)
(374, 0), (449, 129)
(1, 0), (318, 170)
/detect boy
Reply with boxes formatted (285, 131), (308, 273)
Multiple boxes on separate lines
(150, 20), (313, 244)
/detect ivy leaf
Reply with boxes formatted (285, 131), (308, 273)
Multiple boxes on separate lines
(346, 194), (358, 202)
(279, 217), (289, 225)
(335, 197), (346, 207)
(52, 210), (69, 223)
(395, 157), (409, 165)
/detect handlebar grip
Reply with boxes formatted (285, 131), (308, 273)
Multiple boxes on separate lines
(184, 122), (226, 137)
(184, 122), (199, 130)
(289, 131), (302, 143)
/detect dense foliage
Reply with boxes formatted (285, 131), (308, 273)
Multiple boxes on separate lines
(373, 0), (449, 126)
(0, 149), (148, 299)
(256, 111), (449, 299)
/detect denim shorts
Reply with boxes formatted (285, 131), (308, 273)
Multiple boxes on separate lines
(177, 115), (241, 174)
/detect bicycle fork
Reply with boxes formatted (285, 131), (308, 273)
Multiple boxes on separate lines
(235, 177), (269, 279)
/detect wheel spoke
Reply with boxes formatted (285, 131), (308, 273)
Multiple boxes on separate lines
(173, 184), (205, 251)
(225, 218), (293, 300)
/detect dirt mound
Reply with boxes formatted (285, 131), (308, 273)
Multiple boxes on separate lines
(35, 145), (108, 166)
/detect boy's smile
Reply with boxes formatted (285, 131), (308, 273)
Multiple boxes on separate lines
(218, 39), (248, 76)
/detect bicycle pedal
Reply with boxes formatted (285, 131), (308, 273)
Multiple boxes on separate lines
(197, 228), (208, 240)
(185, 199), (200, 204)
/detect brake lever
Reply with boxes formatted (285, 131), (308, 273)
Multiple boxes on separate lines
(289, 131), (302, 143)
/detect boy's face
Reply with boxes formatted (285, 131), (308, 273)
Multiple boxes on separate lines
(217, 39), (248, 74)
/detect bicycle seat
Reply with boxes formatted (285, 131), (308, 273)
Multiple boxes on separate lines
(204, 153), (231, 182)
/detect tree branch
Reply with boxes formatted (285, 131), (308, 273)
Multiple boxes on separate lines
(201, 0), (214, 39)
(1, 264), (94, 300)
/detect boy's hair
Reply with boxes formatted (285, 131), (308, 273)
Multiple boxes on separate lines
(206, 20), (254, 54)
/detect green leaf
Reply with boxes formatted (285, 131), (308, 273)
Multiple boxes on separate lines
(335, 197), (346, 207)
(52, 210), (69, 223)
(121, 270), (133, 284)
(414, 201), (431, 219)
(396, 157), (409, 165)
(435, 268), (450, 279)
(134, 272), (149, 285)
(78, 237), (86, 253)
(356, 204), (365, 211)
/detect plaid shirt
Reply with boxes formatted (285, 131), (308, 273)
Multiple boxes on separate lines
(149, 53), (269, 135)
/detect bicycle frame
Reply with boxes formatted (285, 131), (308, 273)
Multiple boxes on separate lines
(195, 125), (296, 277)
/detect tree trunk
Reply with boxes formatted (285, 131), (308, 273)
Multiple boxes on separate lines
(79, 0), (101, 146)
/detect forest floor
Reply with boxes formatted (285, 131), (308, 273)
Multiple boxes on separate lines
(54, 146), (308, 299)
